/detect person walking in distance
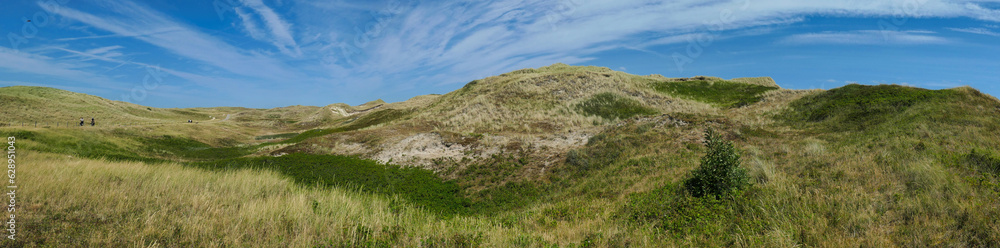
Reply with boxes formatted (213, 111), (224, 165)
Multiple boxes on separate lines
(80, 117), (85, 126)
(90, 117), (95, 126)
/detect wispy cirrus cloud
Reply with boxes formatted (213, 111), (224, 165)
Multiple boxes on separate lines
(235, 0), (301, 57)
(306, 0), (999, 87)
(41, 45), (247, 92)
(779, 30), (952, 45)
(64, 45), (126, 62)
(41, 0), (305, 82)
(0, 47), (98, 80)
(7, 0), (1000, 107)
(947, 27), (1000, 36)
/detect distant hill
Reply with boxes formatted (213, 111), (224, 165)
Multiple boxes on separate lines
(0, 86), (216, 125)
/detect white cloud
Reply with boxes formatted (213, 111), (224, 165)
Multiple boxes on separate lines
(947, 27), (1000, 36)
(779, 30), (952, 45)
(21, 0), (1000, 105)
(234, 8), (267, 41)
(296, 0), (1000, 87)
(0, 47), (96, 80)
(38, 46), (249, 93)
(237, 0), (302, 56)
(82, 45), (124, 56)
(42, 0), (305, 82)
(54, 47), (121, 63)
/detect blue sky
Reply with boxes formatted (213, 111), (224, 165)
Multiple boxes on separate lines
(1, 0), (998, 108)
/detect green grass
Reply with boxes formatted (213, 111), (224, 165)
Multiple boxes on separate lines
(783, 84), (958, 131)
(0, 129), (256, 162)
(0, 129), (165, 163)
(181, 150), (550, 217)
(189, 153), (471, 216)
(448, 152), (544, 214)
(280, 128), (342, 144)
(652, 80), (778, 108)
(341, 108), (413, 130)
(8, 66), (1000, 246)
(966, 149), (1000, 175)
(467, 181), (540, 215)
(576, 93), (658, 120)
(0, 86), (219, 123)
(143, 135), (254, 161)
(254, 132), (299, 140)
(619, 183), (727, 236)
(280, 109), (413, 144)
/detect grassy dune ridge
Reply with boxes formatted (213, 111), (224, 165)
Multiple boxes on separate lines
(0, 86), (216, 124)
(3, 65), (1000, 247)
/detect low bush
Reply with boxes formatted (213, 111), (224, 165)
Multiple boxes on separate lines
(684, 129), (748, 198)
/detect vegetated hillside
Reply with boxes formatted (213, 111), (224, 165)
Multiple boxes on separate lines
(4, 65), (1000, 247)
(276, 63), (786, 168)
(411, 63), (778, 134)
(0, 86), (217, 124)
(220, 94), (441, 132)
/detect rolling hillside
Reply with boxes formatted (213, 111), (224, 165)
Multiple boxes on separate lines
(0, 86), (217, 125)
(3, 64), (1000, 247)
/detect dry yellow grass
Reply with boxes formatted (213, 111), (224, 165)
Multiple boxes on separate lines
(730, 77), (779, 87)
(0, 86), (228, 125)
(411, 63), (718, 135)
(12, 150), (698, 247)
(18, 152), (565, 247)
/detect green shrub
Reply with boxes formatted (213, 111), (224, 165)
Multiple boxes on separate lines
(684, 129), (748, 198)
(652, 80), (778, 108)
(576, 93), (657, 120)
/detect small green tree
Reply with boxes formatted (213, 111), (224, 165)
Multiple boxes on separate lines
(684, 128), (748, 198)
